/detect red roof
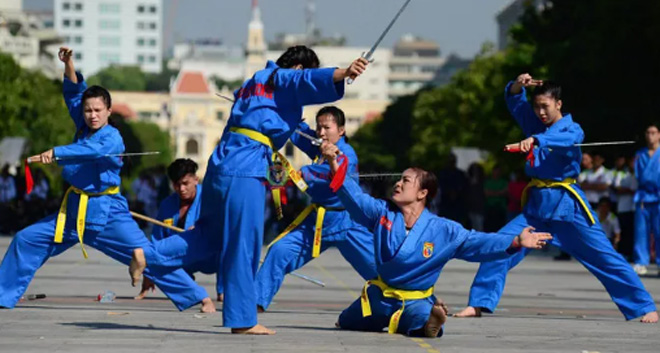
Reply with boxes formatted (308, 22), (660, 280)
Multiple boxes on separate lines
(111, 102), (137, 120)
(175, 71), (210, 94)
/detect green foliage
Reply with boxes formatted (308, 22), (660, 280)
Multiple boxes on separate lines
(87, 65), (147, 91)
(354, 0), (658, 173)
(0, 53), (74, 194)
(88, 62), (178, 92)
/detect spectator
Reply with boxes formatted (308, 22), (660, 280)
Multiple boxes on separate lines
(0, 165), (17, 234)
(507, 169), (528, 221)
(597, 197), (621, 248)
(612, 155), (637, 260)
(484, 165), (508, 232)
(437, 153), (467, 226)
(580, 151), (613, 208)
(466, 163), (486, 231)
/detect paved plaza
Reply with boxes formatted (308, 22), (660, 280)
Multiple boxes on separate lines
(0, 236), (658, 353)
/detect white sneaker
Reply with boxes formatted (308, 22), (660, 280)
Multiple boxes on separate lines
(633, 264), (648, 275)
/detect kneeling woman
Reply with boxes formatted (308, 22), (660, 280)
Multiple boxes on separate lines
(320, 143), (552, 337)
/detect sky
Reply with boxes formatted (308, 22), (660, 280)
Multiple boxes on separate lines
(23, 0), (513, 58)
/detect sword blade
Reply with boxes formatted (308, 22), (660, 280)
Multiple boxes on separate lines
(364, 0), (413, 60)
(575, 141), (635, 147)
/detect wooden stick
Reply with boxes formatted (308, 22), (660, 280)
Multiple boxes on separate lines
(130, 211), (184, 232)
(130, 210), (326, 287)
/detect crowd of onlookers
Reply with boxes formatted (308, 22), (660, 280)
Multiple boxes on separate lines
(433, 151), (643, 264)
(0, 149), (655, 270)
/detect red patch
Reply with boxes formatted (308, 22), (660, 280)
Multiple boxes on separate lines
(379, 216), (392, 230)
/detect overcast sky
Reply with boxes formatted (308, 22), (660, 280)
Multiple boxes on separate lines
(24, 0), (513, 58)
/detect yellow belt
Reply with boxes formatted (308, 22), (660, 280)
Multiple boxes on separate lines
(230, 127), (308, 219)
(360, 277), (434, 334)
(55, 185), (120, 258)
(521, 178), (595, 225)
(267, 204), (329, 258)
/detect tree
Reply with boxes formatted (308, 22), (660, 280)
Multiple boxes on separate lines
(87, 65), (147, 91)
(0, 54), (74, 155)
(513, 0), (660, 152)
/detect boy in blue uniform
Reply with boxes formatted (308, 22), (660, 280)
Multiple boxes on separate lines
(0, 47), (211, 312)
(319, 143), (553, 337)
(255, 106), (377, 312)
(129, 46), (369, 334)
(631, 124), (660, 276)
(454, 74), (658, 323)
(135, 159), (220, 312)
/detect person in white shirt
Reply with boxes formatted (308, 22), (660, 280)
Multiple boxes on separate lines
(612, 155), (637, 260)
(580, 151), (613, 207)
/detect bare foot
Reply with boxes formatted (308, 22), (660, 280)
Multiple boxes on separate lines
(423, 304), (448, 337)
(134, 277), (155, 300)
(640, 311), (658, 323)
(257, 305), (265, 313)
(217, 293), (224, 302)
(129, 248), (146, 287)
(200, 297), (216, 313)
(453, 306), (482, 318)
(231, 324), (276, 335)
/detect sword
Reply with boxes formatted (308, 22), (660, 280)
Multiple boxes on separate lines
(504, 141), (635, 153)
(27, 151), (161, 163)
(216, 93), (323, 146)
(347, 0), (413, 84)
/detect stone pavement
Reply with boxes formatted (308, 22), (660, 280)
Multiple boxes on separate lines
(0, 236), (658, 353)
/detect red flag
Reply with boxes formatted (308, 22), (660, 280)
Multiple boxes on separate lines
(25, 159), (34, 195)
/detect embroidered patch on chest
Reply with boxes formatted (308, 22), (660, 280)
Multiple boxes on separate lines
(379, 216), (392, 230)
(422, 242), (434, 258)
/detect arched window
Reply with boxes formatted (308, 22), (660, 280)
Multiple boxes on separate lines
(186, 138), (199, 155)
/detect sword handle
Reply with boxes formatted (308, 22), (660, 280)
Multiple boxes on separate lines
(504, 144), (521, 153)
(347, 52), (374, 85)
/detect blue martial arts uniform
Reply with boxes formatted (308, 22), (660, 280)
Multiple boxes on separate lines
(632, 147), (660, 266)
(142, 61), (345, 328)
(152, 184), (222, 295)
(332, 175), (522, 336)
(465, 82), (656, 320)
(0, 73), (209, 310)
(255, 125), (377, 310)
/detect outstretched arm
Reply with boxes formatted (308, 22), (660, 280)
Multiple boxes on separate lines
(454, 225), (553, 262)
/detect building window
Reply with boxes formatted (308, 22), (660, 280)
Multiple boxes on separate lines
(64, 35), (71, 43)
(74, 3), (83, 11)
(99, 3), (121, 13)
(74, 19), (82, 27)
(100, 36), (120, 46)
(100, 20), (120, 29)
(149, 38), (156, 47)
(216, 111), (224, 121)
(137, 54), (145, 63)
(149, 22), (157, 30)
(137, 5), (145, 13)
(148, 55), (156, 63)
(62, 2), (70, 10)
(74, 36), (83, 44)
(74, 52), (82, 60)
(149, 6), (157, 13)
(186, 139), (199, 155)
(62, 19), (71, 27)
(137, 38), (145, 46)
(137, 22), (145, 30)
(99, 52), (120, 64)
